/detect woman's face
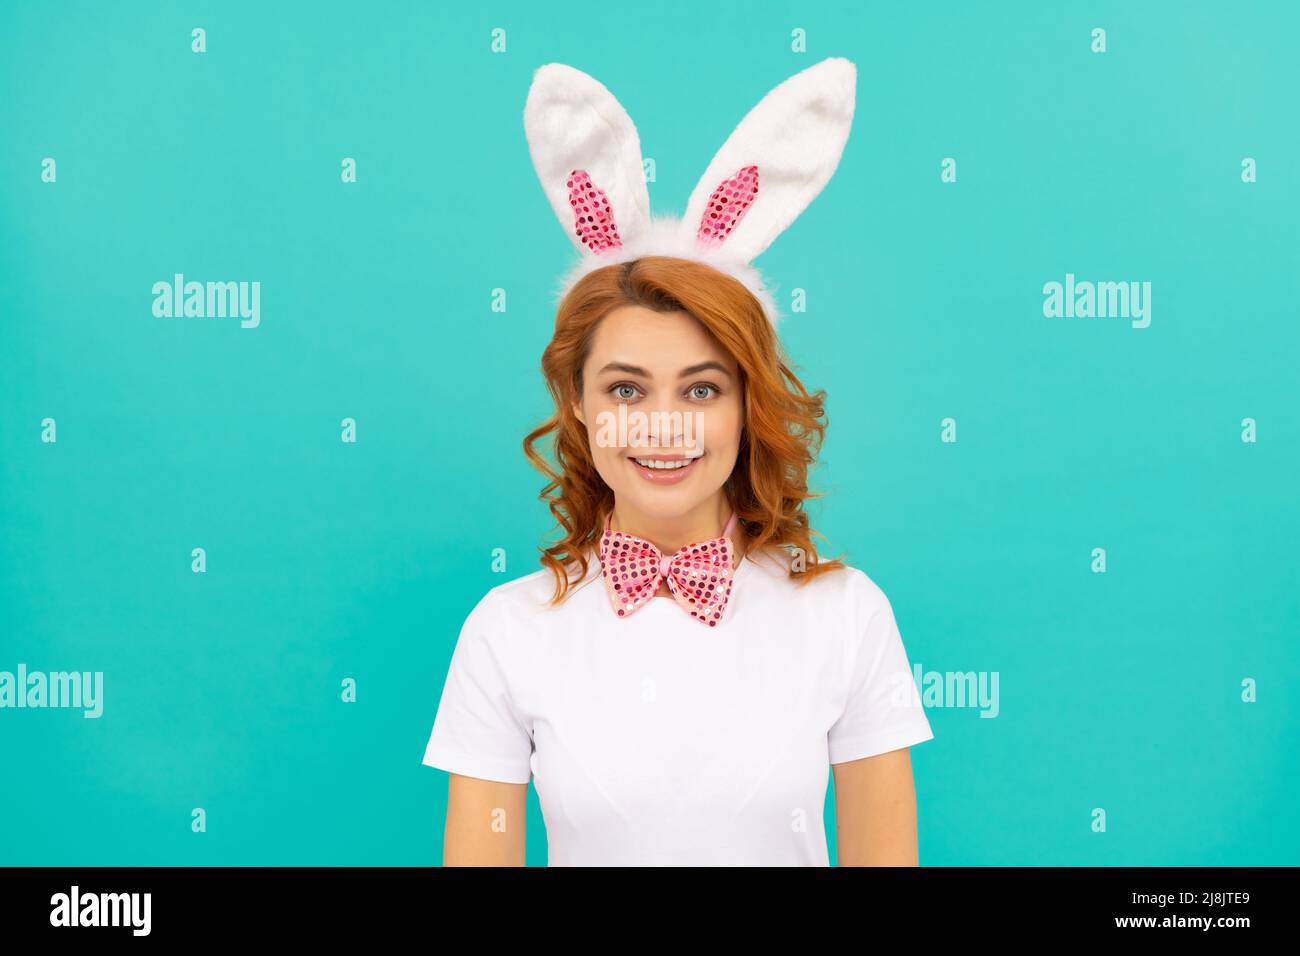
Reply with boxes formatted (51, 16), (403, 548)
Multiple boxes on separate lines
(573, 305), (743, 528)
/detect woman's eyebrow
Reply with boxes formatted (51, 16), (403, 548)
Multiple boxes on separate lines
(678, 361), (731, 378)
(596, 361), (649, 376)
(595, 360), (733, 378)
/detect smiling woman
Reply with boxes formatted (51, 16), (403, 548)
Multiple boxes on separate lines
(420, 56), (935, 867)
(421, 254), (935, 866)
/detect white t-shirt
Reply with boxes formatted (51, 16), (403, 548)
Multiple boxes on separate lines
(421, 545), (934, 866)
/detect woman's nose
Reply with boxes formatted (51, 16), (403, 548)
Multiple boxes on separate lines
(646, 406), (694, 449)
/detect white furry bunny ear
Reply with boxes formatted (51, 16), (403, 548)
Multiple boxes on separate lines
(678, 58), (857, 263)
(524, 63), (650, 255)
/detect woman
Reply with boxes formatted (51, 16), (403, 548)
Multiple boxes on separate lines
(422, 58), (934, 866)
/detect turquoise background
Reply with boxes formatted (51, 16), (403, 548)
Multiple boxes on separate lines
(1, 0), (1296, 865)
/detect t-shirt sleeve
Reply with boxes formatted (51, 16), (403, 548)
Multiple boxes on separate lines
(421, 593), (534, 784)
(827, 575), (934, 764)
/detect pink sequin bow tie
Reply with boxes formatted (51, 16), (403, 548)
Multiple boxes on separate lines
(598, 511), (739, 627)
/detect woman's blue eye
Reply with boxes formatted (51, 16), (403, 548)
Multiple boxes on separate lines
(689, 384), (718, 401)
(612, 384), (639, 401)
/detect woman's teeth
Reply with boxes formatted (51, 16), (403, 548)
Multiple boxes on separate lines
(633, 457), (694, 470)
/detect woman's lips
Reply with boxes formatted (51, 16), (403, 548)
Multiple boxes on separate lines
(628, 452), (703, 485)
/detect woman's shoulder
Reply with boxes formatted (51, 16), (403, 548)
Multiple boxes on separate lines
(464, 558), (601, 627)
(743, 545), (892, 614)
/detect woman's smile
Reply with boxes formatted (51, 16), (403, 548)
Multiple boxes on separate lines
(628, 451), (705, 485)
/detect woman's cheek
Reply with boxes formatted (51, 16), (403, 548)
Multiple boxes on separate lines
(589, 423), (628, 483)
(705, 405), (741, 450)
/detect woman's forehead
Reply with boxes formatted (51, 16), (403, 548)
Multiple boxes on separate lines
(587, 306), (733, 369)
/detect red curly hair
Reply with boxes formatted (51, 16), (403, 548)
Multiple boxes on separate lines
(523, 255), (846, 604)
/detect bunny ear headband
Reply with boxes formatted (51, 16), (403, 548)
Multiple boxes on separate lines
(523, 57), (857, 326)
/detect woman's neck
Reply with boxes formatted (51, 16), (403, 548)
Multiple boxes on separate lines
(609, 497), (742, 560)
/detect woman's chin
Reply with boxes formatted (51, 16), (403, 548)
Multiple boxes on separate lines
(617, 480), (726, 521)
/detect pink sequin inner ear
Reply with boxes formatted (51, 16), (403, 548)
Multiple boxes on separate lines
(567, 169), (622, 253)
(696, 165), (759, 248)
